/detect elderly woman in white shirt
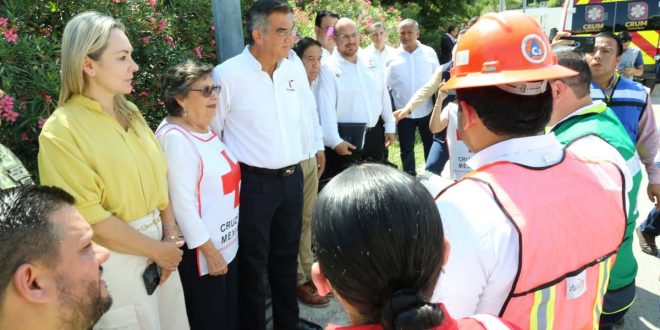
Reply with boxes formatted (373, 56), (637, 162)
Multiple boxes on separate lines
(155, 60), (240, 330)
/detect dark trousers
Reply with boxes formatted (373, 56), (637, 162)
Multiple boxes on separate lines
(238, 166), (303, 330)
(640, 208), (659, 236)
(424, 95), (454, 175)
(397, 113), (433, 175)
(179, 246), (239, 330)
(323, 125), (386, 184)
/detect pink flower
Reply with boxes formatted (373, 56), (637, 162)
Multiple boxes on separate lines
(210, 39), (216, 47)
(3, 29), (18, 43)
(38, 117), (47, 129)
(163, 34), (174, 46)
(43, 94), (52, 104)
(0, 109), (18, 122)
(149, 17), (156, 25)
(0, 18), (8, 27)
(142, 37), (150, 45)
(158, 20), (167, 32)
(112, 0), (122, 3)
(149, 0), (157, 8)
(210, 25), (215, 33)
(194, 46), (203, 59)
(0, 95), (13, 110)
(20, 133), (29, 141)
(139, 91), (149, 97)
(364, 0), (371, 9)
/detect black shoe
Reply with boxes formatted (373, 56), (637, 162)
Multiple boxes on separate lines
(296, 318), (323, 330)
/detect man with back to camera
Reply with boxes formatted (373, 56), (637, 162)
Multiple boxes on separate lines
(0, 185), (112, 330)
(586, 31), (660, 326)
(432, 12), (626, 328)
(211, 1), (321, 329)
(316, 17), (396, 181)
(386, 19), (439, 176)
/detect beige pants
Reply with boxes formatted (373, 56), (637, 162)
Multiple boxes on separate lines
(94, 210), (189, 330)
(297, 157), (319, 285)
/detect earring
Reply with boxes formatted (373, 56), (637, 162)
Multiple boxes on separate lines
(183, 107), (188, 117)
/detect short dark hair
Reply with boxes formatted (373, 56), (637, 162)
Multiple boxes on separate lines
(457, 85), (553, 137)
(246, 0), (293, 45)
(159, 59), (214, 116)
(596, 31), (623, 56)
(293, 37), (322, 59)
(0, 186), (73, 303)
(314, 10), (339, 28)
(555, 50), (592, 99)
(313, 164), (446, 330)
(618, 30), (632, 42)
(447, 25), (458, 34)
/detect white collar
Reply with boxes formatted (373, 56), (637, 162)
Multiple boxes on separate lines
(467, 133), (563, 170)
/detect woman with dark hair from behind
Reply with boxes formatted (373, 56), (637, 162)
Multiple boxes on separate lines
(310, 164), (520, 329)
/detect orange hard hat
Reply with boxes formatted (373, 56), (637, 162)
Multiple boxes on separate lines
(443, 11), (577, 91)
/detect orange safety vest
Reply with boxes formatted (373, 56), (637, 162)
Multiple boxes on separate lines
(452, 150), (626, 329)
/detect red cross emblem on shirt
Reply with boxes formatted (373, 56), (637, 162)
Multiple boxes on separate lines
(220, 150), (241, 208)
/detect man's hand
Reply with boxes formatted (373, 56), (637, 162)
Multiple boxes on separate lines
(384, 133), (396, 147)
(647, 183), (660, 209)
(551, 31), (575, 47)
(335, 141), (356, 156)
(392, 109), (411, 124)
(316, 151), (326, 178)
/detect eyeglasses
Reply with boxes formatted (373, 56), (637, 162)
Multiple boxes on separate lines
(336, 33), (360, 41)
(275, 27), (297, 39)
(189, 85), (221, 98)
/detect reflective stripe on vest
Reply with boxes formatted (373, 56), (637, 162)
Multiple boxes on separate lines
(455, 151), (626, 329)
(590, 77), (646, 142)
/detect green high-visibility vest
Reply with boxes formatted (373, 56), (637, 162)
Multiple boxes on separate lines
(551, 102), (641, 292)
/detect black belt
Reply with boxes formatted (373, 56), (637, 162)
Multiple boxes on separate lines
(239, 163), (297, 177)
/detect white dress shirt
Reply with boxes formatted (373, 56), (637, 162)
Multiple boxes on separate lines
(387, 41), (440, 119)
(359, 44), (395, 83)
(432, 134), (564, 317)
(211, 46), (306, 169)
(316, 50), (395, 148)
(288, 50), (325, 159)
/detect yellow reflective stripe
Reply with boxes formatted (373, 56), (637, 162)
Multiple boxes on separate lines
(530, 286), (556, 330)
(576, 0), (589, 4)
(530, 290), (543, 330)
(592, 258), (612, 329)
(546, 287), (556, 330)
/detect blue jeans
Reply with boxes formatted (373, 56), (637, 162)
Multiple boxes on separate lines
(425, 131), (450, 175)
(397, 113), (433, 175)
(640, 208), (659, 236)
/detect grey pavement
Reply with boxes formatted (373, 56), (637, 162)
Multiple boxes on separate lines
(296, 89), (660, 329)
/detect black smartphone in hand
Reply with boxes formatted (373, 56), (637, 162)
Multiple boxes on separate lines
(143, 263), (161, 295)
(562, 36), (595, 54)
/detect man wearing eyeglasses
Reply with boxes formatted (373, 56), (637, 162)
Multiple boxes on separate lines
(211, 1), (321, 329)
(316, 17), (396, 182)
(360, 22), (395, 81)
(386, 19), (439, 176)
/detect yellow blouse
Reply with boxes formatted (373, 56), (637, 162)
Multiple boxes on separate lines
(38, 95), (168, 224)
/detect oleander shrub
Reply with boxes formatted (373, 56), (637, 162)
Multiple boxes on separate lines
(0, 0), (400, 179)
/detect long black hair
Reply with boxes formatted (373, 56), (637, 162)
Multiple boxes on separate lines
(313, 164), (446, 330)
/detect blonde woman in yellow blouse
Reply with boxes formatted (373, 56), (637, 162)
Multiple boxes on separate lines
(38, 12), (188, 330)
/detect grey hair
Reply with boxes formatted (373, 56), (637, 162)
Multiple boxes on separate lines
(397, 19), (418, 32)
(372, 22), (385, 30)
(159, 59), (214, 117)
(246, 0), (293, 45)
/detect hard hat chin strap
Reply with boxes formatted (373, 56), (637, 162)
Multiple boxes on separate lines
(496, 80), (547, 96)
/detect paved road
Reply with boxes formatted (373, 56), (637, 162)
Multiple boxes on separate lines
(298, 90), (660, 329)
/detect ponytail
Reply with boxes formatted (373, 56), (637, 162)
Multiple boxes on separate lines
(381, 289), (443, 330)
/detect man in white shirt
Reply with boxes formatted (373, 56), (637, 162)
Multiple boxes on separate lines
(432, 12), (626, 329)
(360, 22), (394, 81)
(386, 19), (439, 175)
(314, 11), (338, 61)
(211, 1), (320, 329)
(316, 18), (396, 181)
